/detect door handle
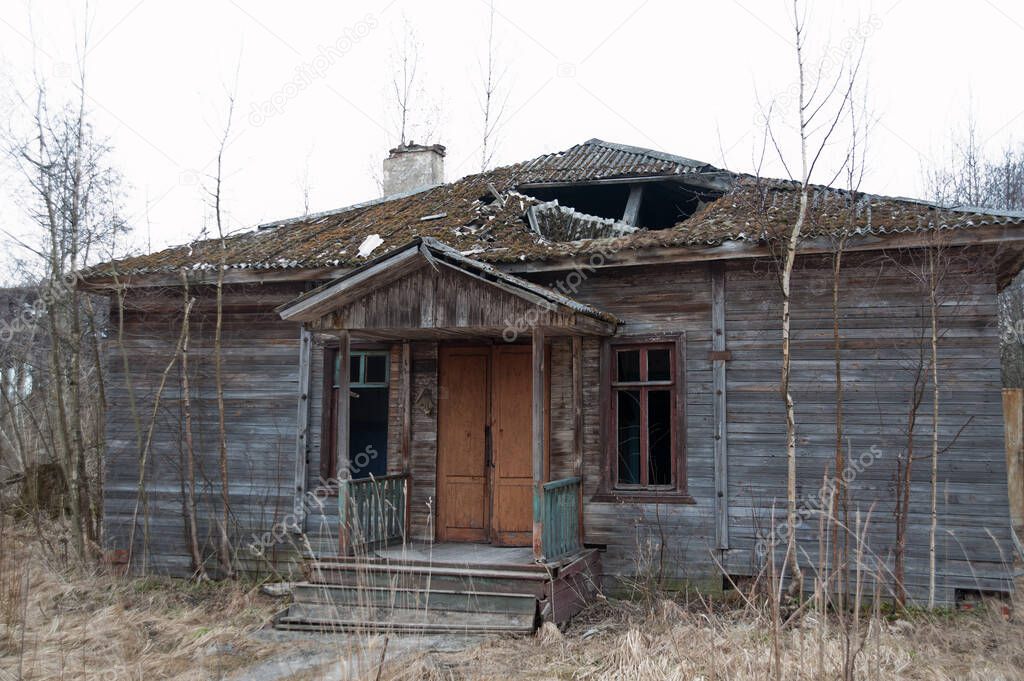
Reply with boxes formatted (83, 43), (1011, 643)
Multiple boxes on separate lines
(484, 424), (494, 469)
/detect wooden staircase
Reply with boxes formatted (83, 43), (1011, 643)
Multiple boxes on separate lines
(273, 547), (601, 634)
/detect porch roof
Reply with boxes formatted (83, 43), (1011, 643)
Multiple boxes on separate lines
(276, 237), (619, 339)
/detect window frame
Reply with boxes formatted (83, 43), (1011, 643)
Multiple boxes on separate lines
(597, 333), (692, 504)
(320, 345), (391, 482)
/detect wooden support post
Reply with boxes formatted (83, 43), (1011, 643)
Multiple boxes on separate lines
(711, 264), (730, 551)
(336, 330), (352, 555)
(1004, 388), (1024, 587)
(622, 184), (644, 225)
(400, 342), (412, 473)
(400, 341), (413, 537)
(532, 328), (547, 562)
(571, 335), (584, 546)
(292, 327), (313, 532)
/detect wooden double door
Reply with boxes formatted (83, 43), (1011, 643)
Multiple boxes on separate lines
(436, 344), (545, 546)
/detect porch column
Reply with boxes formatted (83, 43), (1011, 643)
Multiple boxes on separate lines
(292, 326), (313, 532)
(335, 329), (352, 554)
(532, 328), (547, 561)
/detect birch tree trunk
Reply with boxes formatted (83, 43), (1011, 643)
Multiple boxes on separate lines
(178, 271), (206, 580)
(928, 247), (940, 607)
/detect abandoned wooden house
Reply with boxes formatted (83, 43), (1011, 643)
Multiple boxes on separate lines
(80, 139), (1024, 632)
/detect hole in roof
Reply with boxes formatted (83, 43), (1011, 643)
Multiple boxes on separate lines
(520, 179), (724, 230)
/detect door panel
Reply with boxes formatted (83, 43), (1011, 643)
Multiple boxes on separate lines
(490, 346), (535, 546)
(437, 347), (489, 542)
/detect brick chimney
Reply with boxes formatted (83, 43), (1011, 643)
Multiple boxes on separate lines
(382, 142), (446, 196)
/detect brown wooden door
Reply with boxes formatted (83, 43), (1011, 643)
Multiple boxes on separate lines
(436, 347), (490, 542)
(490, 345), (534, 546)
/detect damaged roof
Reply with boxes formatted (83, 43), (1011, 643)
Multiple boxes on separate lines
(80, 138), (1024, 282)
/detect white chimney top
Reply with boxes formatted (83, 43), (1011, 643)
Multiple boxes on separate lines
(382, 142), (446, 196)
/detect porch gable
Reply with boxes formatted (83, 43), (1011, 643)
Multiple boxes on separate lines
(277, 237), (618, 339)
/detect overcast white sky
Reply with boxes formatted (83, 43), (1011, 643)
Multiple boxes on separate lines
(1, 0), (1022, 264)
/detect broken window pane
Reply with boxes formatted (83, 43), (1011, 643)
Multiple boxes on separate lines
(349, 386), (389, 479)
(364, 353), (388, 385)
(617, 390), (642, 485)
(648, 390), (672, 485)
(648, 348), (671, 382)
(617, 350), (641, 382)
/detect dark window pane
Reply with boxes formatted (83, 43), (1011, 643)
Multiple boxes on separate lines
(364, 353), (388, 384)
(648, 390), (672, 485)
(617, 350), (641, 382)
(617, 390), (641, 484)
(349, 355), (362, 384)
(648, 348), (671, 382)
(348, 387), (389, 479)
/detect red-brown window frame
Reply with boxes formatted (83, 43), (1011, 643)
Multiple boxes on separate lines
(596, 333), (692, 504)
(319, 343), (390, 483)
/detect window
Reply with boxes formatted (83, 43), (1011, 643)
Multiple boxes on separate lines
(322, 348), (390, 481)
(600, 335), (691, 502)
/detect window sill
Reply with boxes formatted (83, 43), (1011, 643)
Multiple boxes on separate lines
(590, 492), (697, 505)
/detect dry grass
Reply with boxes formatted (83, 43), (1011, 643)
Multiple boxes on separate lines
(385, 597), (1024, 681)
(4, 514), (1023, 680)
(0, 516), (304, 680)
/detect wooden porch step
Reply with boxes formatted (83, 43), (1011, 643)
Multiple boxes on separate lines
(273, 602), (536, 634)
(291, 582), (539, 616)
(304, 560), (553, 597)
(306, 560), (551, 580)
(312, 551), (551, 574)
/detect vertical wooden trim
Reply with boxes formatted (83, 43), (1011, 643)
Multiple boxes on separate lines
(711, 263), (729, 551)
(532, 328), (547, 561)
(674, 333), (688, 495)
(1004, 389), (1024, 550)
(599, 339), (612, 495)
(572, 335), (584, 544)
(293, 327), (313, 532)
(319, 346), (334, 482)
(400, 342), (412, 472)
(336, 330), (352, 554)
(400, 342), (413, 537)
(571, 336), (584, 480)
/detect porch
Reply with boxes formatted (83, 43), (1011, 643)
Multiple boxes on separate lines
(274, 238), (617, 632)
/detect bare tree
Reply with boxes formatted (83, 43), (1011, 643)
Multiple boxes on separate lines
(925, 124), (1024, 390)
(208, 93), (236, 579)
(385, 17), (442, 149)
(756, 0), (865, 594)
(477, 0), (509, 172)
(390, 17), (420, 147)
(2, 39), (128, 559)
(177, 269), (206, 580)
(832, 66), (871, 674)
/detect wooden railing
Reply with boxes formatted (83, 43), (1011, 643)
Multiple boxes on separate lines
(542, 476), (583, 561)
(339, 473), (408, 552)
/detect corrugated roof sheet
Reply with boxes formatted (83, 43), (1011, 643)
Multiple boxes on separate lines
(515, 138), (719, 183)
(80, 139), (1024, 281)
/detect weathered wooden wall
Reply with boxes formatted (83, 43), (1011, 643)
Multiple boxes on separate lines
(720, 251), (1011, 603)
(530, 250), (1013, 603)
(103, 247), (1014, 604)
(103, 282), (309, 577)
(530, 263), (720, 590)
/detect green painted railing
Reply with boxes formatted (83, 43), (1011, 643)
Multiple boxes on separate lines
(542, 476), (583, 561)
(339, 473), (408, 552)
